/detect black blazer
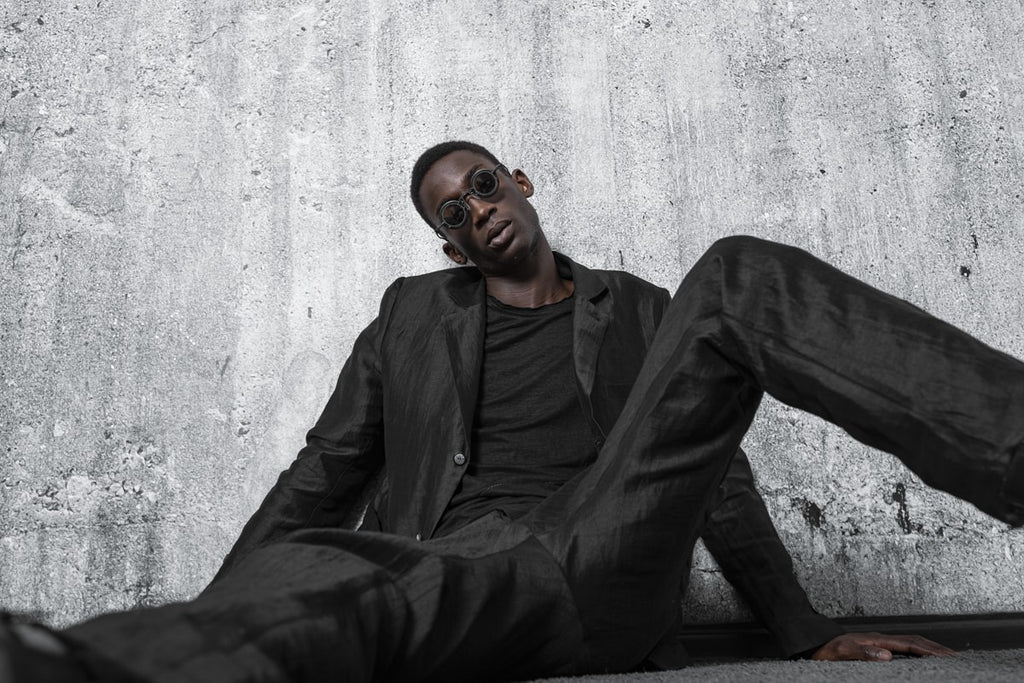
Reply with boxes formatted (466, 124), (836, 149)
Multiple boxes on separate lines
(214, 253), (841, 657)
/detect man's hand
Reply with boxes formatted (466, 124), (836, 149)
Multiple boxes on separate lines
(810, 632), (957, 661)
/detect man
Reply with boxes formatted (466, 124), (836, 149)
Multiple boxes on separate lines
(7, 140), (1022, 682)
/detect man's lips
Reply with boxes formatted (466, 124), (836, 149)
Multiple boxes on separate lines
(486, 219), (513, 247)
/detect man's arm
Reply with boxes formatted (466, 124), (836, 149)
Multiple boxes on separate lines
(699, 447), (843, 657)
(207, 279), (403, 585)
(700, 449), (955, 660)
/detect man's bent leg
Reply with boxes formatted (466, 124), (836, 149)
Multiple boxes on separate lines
(59, 530), (581, 683)
(526, 235), (1024, 672)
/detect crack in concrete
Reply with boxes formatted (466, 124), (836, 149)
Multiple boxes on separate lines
(18, 174), (118, 236)
(189, 21), (236, 46)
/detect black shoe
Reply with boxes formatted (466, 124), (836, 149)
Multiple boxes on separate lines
(0, 613), (91, 682)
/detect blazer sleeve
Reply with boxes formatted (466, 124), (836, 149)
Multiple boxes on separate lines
(206, 279), (402, 585)
(699, 448), (845, 657)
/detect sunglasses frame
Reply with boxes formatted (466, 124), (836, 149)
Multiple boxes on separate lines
(433, 164), (509, 238)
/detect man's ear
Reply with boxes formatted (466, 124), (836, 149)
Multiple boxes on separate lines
(511, 168), (534, 198)
(443, 241), (469, 265)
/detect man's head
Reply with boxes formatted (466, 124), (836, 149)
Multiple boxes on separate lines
(410, 141), (501, 226)
(411, 141), (546, 275)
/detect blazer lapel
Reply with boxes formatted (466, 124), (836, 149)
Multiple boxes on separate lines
(573, 296), (610, 401)
(559, 254), (612, 415)
(441, 275), (486, 446)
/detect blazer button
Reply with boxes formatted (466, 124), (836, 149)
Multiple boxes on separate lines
(453, 452), (466, 466)
(415, 533), (422, 541)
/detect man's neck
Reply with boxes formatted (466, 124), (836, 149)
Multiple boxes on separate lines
(484, 251), (574, 308)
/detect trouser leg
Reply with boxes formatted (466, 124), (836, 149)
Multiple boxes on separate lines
(526, 235), (1024, 672)
(60, 530), (581, 683)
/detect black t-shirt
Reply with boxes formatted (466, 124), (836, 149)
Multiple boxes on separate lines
(434, 294), (597, 537)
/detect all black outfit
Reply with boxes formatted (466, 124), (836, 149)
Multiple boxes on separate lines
(61, 237), (1024, 682)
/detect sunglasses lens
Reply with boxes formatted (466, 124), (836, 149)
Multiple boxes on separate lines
(473, 169), (499, 197)
(440, 201), (468, 228)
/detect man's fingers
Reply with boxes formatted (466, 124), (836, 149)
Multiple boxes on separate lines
(839, 639), (892, 661)
(811, 635), (888, 661)
(811, 632), (957, 661)
(872, 634), (958, 657)
(865, 645), (893, 661)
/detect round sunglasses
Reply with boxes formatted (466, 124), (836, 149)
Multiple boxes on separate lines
(434, 164), (509, 236)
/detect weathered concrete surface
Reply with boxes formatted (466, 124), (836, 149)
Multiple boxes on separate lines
(1, 0), (1023, 629)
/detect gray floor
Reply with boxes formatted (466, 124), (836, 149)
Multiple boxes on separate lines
(528, 649), (1024, 682)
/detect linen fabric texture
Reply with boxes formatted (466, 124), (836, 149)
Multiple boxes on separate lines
(62, 236), (1024, 681)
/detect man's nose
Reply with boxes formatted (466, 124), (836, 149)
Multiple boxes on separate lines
(466, 194), (496, 227)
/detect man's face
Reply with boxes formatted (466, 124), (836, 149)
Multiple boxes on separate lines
(418, 150), (544, 276)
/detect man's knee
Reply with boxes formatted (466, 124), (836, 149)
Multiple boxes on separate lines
(702, 235), (779, 265)
(686, 235), (768, 284)
(695, 235), (812, 280)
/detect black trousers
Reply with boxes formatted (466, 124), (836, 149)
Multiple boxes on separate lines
(63, 237), (1024, 682)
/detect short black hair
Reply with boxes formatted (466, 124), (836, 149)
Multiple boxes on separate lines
(409, 140), (501, 227)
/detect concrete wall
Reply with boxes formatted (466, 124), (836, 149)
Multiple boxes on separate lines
(2, 0), (1023, 628)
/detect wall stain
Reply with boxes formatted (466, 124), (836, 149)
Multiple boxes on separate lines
(892, 482), (923, 534)
(794, 497), (825, 529)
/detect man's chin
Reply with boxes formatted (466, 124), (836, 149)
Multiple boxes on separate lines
(475, 229), (548, 275)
